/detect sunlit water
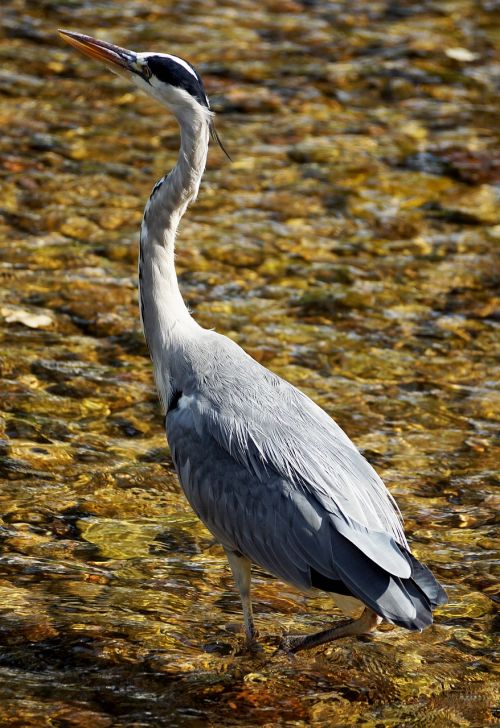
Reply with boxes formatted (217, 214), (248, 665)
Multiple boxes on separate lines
(0, 1), (498, 726)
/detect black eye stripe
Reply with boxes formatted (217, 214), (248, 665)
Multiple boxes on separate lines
(146, 56), (209, 108)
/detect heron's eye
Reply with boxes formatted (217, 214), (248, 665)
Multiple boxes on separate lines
(142, 65), (152, 80)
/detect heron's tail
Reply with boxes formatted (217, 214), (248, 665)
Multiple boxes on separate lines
(403, 550), (448, 609)
(319, 532), (447, 631)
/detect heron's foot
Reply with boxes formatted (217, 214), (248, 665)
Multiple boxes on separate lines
(235, 637), (263, 657)
(278, 609), (382, 654)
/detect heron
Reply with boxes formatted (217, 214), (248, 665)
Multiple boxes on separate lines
(59, 30), (447, 653)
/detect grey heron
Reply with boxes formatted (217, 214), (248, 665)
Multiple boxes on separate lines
(59, 30), (447, 653)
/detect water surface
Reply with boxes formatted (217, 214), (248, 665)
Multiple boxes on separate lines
(0, 1), (498, 726)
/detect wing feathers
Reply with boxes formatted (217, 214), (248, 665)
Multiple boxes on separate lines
(193, 335), (407, 549)
(165, 332), (446, 627)
(328, 532), (433, 630)
(331, 514), (412, 579)
(404, 551), (448, 608)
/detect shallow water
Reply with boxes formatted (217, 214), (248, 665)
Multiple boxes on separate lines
(0, 0), (498, 726)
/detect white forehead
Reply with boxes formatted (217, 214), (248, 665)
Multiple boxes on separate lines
(136, 51), (198, 79)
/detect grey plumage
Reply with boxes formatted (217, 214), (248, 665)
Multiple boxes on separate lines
(60, 29), (447, 652)
(166, 331), (446, 631)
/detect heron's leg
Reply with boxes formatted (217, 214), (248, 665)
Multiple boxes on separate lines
(281, 607), (381, 654)
(224, 549), (256, 642)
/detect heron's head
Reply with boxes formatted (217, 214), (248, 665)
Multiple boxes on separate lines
(59, 30), (217, 130)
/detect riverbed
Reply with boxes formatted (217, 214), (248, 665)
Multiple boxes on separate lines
(0, 1), (498, 726)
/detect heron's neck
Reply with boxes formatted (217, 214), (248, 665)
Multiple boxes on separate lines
(138, 109), (210, 404)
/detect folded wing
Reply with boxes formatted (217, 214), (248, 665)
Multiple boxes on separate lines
(166, 332), (446, 627)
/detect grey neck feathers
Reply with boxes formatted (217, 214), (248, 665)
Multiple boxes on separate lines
(138, 108), (210, 409)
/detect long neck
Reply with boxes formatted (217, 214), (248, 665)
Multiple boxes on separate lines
(138, 109), (210, 407)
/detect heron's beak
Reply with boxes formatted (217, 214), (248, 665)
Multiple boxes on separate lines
(58, 30), (138, 78)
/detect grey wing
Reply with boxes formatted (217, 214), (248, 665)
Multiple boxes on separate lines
(166, 376), (442, 630)
(183, 332), (411, 570)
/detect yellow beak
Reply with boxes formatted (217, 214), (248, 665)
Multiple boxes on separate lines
(58, 30), (137, 75)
